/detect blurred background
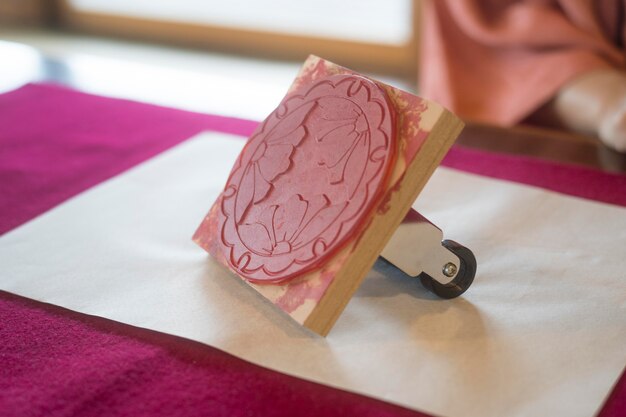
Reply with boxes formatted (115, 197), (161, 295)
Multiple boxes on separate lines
(0, 0), (417, 120)
(1, 0), (625, 170)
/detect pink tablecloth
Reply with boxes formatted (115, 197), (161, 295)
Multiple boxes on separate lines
(0, 83), (624, 417)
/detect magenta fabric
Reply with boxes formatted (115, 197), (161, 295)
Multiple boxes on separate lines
(0, 83), (258, 235)
(442, 146), (626, 207)
(0, 291), (425, 417)
(0, 83), (624, 417)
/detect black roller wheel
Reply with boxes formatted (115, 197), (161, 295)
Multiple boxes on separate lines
(418, 239), (476, 299)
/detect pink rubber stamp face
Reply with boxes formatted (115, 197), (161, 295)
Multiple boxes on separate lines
(218, 74), (397, 284)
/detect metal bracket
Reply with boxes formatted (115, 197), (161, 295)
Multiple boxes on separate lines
(382, 209), (461, 285)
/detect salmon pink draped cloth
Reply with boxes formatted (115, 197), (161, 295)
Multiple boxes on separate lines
(420, 0), (626, 125)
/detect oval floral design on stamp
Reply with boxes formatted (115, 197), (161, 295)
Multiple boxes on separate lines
(219, 74), (397, 284)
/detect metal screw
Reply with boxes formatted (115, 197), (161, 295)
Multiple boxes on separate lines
(442, 262), (457, 277)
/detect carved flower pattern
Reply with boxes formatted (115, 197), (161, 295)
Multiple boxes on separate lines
(219, 74), (396, 283)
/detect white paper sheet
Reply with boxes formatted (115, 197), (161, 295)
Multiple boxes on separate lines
(2, 132), (625, 417)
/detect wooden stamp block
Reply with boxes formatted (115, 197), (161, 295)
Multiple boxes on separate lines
(193, 56), (465, 336)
